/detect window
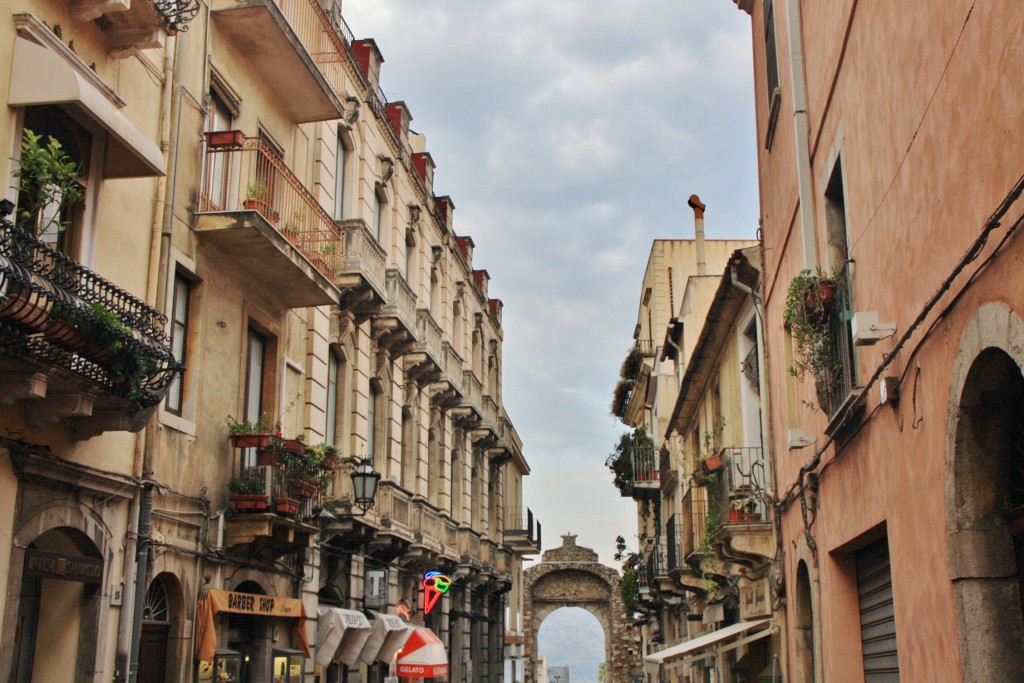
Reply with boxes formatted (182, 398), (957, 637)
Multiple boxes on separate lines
(243, 329), (266, 469)
(372, 184), (386, 242)
(19, 106), (92, 257)
(822, 159), (858, 417)
(166, 273), (191, 415)
(764, 0), (779, 101)
(429, 268), (439, 318)
(367, 383), (378, 464)
(333, 133), (347, 221)
(326, 352), (339, 446)
(204, 89), (233, 211)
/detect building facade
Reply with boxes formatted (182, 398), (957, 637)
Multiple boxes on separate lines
(608, 209), (757, 679)
(728, 0), (1024, 680)
(0, 0), (538, 681)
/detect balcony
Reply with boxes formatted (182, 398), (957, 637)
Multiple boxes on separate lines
(373, 269), (417, 357)
(210, 0), (344, 122)
(65, 0), (199, 54)
(0, 220), (181, 438)
(633, 338), (657, 358)
(223, 464), (320, 557)
(196, 136), (341, 308)
(609, 445), (659, 499)
(503, 507), (541, 555)
(405, 309), (445, 385)
(335, 219), (387, 318)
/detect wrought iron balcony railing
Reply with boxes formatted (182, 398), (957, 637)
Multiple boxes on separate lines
(199, 136), (342, 283)
(633, 338), (656, 358)
(820, 285), (859, 418)
(714, 447), (768, 524)
(0, 218), (181, 414)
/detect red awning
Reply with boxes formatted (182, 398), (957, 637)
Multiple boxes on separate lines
(396, 627), (448, 678)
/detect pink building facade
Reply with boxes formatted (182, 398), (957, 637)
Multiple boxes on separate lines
(731, 0), (1024, 680)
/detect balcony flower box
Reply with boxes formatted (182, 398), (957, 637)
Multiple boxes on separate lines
(699, 453), (724, 475)
(205, 130), (246, 149)
(229, 494), (269, 513)
(291, 481), (317, 499)
(274, 497), (300, 516)
(230, 434), (275, 450)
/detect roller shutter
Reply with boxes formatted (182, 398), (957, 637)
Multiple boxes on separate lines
(856, 537), (900, 682)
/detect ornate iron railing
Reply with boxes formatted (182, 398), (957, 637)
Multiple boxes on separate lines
(152, 0), (200, 32)
(821, 285), (858, 416)
(199, 136), (343, 283)
(715, 447), (768, 523)
(0, 218), (181, 409)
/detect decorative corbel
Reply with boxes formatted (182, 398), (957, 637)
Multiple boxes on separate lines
(379, 155), (395, 184)
(344, 95), (361, 124)
(408, 204), (421, 224)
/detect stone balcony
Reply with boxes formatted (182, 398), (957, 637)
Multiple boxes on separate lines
(210, 0), (344, 122)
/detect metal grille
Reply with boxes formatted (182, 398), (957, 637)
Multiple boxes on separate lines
(821, 281), (858, 416)
(856, 537), (900, 682)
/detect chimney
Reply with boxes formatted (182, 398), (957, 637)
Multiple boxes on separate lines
(384, 101), (412, 147)
(455, 235), (474, 263)
(351, 39), (384, 86)
(688, 194), (707, 276)
(434, 195), (455, 229)
(411, 149), (435, 193)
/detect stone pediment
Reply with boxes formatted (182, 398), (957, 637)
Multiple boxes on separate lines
(541, 533), (599, 563)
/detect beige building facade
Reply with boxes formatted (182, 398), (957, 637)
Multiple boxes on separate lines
(727, 0), (1024, 681)
(0, 0), (538, 682)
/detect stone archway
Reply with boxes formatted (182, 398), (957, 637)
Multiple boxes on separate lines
(524, 534), (641, 683)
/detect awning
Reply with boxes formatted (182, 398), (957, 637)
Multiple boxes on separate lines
(9, 37), (166, 177)
(315, 607), (372, 667)
(358, 611), (411, 665)
(396, 627), (448, 678)
(643, 619), (772, 673)
(194, 589), (310, 663)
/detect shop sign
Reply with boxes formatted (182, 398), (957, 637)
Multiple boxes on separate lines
(24, 549), (102, 584)
(422, 571), (450, 615)
(365, 568), (388, 610)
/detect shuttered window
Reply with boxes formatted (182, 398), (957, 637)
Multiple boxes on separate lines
(856, 537), (901, 682)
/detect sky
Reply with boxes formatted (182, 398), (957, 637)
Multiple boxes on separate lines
(342, 0), (761, 567)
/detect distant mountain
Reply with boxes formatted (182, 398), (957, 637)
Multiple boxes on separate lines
(537, 607), (605, 683)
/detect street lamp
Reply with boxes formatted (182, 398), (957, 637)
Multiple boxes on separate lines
(351, 457), (381, 512)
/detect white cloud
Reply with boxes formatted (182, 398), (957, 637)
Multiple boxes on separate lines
(343, 0), (760, 570)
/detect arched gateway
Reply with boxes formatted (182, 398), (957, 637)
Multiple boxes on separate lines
(524, 534), (642, 683)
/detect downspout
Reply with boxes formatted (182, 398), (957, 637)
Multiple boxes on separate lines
(687, 194), (707, 276)
(784, 0), (819, 270)
(128, 24), (183, 683)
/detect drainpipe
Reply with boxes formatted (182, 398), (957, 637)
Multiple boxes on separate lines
(784, 0), (819, 270)
(687, 194), (707, 276)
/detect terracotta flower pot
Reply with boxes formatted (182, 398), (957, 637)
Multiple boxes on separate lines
(729, 508), (744, 523)
(230, 494), (269, 513)
(230, 434), (274, 450)
(700, 453), (724, 474)
(291, 481), (317, 499)
(274, 497), (300, 516)
(204, 130), (245, 148)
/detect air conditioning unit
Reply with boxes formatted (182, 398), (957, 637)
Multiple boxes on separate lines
(851, 311), (897, 346)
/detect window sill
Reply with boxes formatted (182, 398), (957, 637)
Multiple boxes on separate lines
(159, 409), (197, 437)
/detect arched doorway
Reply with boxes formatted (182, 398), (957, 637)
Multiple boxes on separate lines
(139, 572), (184, 683)
(794, 560), (815, 683)
(11, 526), (104, 682)
(537, 607), (605, 682)
(523, 534), (641, 683)
(947, 310), (1024, 681)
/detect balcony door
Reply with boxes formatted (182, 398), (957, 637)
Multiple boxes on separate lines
(243, 329), (267, 470)
(204, 90), (233, 211)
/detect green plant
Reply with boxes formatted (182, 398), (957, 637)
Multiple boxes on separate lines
(610, 377), (634, 417)
(784, 268), (844, 381)
(245, 182), (268, 200)
(605, 428), (654, 495)
(227, 474), (266, 495)
(11, 130), (85, 239)
(614, 535), (640, 617)
(225, 413), (277, 436)
(321, 243), (337, 257)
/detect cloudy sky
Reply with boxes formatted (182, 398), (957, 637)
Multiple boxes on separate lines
(343, 0), (761, 566)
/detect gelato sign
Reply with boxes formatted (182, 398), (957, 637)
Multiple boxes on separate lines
(24, 549), (103, 584)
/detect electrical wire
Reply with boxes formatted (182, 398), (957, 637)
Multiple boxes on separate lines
(778, 174), (1024, 514)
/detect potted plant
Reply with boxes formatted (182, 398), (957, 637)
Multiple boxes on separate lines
(743, 498), (761, 521)
(225, 414), (277, 450)
(2, 130), (84, 330)
(784, 268), (844, 381)
(243, 183), (268, 214)
(227, 473), (269, 512)
(728, 499), (745, 523)
(274, 496), (301, 516)
(205, 129), (246, 149)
